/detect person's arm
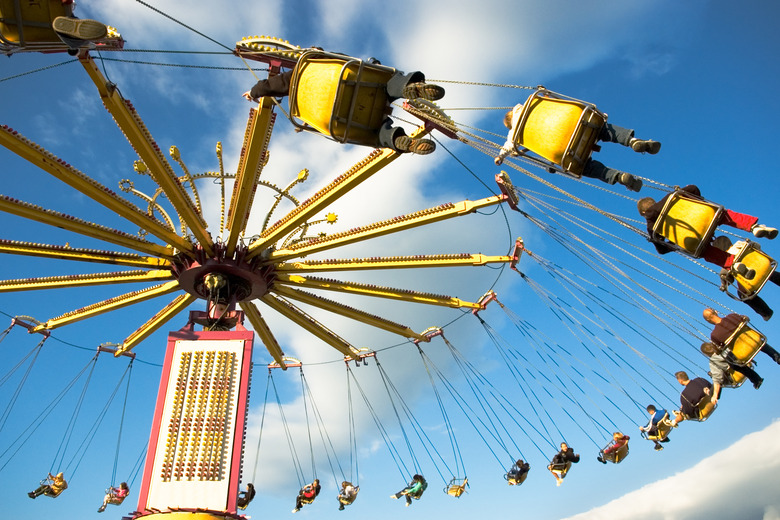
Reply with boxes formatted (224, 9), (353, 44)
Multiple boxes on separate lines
(495, 138), (516, 165)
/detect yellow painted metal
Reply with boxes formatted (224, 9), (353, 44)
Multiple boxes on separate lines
(117, 292), (197, 356)
(267, 195), (505, 263)
(0, 194), (173, 258)
(275, 274), (481, 309)
(0, 269), (172, 292)
(32, 280), (181, 332)
(731, 241), (777, 297)
(247, 126), (431, 259)
(0, 239), (169, 267)
(273, 285), (427, 341)
(260, 293), (360, 359)
(239, 300), (286, 368)
(0, 125), (194, 254)
(276, 253), (515, 273)
(78, 56), (214, 256)
(654, 193), (722, 257)
(226, 98), (276, 256)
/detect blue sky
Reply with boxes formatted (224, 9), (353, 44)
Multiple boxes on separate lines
(1, 1), (780, 519)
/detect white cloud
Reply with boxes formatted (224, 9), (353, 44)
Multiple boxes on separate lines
(561, 420), (780, 520)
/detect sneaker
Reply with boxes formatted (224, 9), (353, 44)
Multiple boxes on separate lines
(654, 444), (663, 451)
(52, 17), (108, 41)
(97, 505), (106, 513)
(339, 504), (345, 511)
(393, 135), (436, 155)
(754, 378), (764, 390)
(732, 262), (756, 280)
(28, 492), (36, 499)
(661, 437), (670, 443)
(630, 138), (661, 154)
(401, 82), (445, 101)
(752, 224), (778, 240)
(292, 508), (300, 513)
(597, 456), (607, 465)
(556, 478), (563, 487)
(618, 172), (643, 192)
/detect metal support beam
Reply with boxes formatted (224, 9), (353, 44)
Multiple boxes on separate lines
(0, 269), (173, 292)
(79, 56), (214, 256)
(273, 285), (428, 341)
(260, 293), (360, 359)
(247, 127), (431, 258)
(226, 99), (276, 256)
(239, 300), (286, 368)
(32, 280), (181, 332)
(276, 252), (516, 273)
(274, 274), (482, 309)
(266, 194), (505, 262)
(117, 292), (197, 356)
(0, 194), (173, 258)
(0, 125), (195, 253)
(0, 239), (169, 268)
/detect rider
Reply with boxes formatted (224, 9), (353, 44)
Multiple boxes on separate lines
(97, 482), (129, 512)
(391, 474), (427, 506)
(28, 472), (68, 499)
(293, 479), (321, 513)
(337, 481), (359, 511)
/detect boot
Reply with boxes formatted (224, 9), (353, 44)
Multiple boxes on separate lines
(752, 224), (778, 239)
(618, 172), (642, 192)
(401, 82), (445, 101)
(629, 138), (661, 154)
(394, 136), (435, 155)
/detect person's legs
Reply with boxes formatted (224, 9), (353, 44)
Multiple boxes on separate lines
(703, 246), (733, 268)
(760, 344), (780, 364)
(582, 159), (620, 184)
(250, 70), (293, 99)
(599, 123), (634, 147)
(730, 362), (763, 387)
(379, 118), (435, 155)
(742, 294), (773, 321)
(720, 210), (759, 232)
(386, 71), (426, 100)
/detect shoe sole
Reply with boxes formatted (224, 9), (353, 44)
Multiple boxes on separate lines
(53, 17), (108, 41)
(402, 83), (445, 101)
(394, 136), (435, 155)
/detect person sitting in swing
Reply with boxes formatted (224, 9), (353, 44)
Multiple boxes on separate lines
(337, 480), (359, 511)
(292, 478), (320, 513)
(391, 474), (427, 506)
(701, 342), (764, 400)
(547, 442), (580, 486)
(97, 481), (129, 512)
(639, 404), (672, 451)
(28, 472), (68, 499)
(671, 371), (713, 425)
(506, 459), (530, 485)
(494, 97), (658, 192)
(242, 54), (444, 155)
(637, 184), (777, 272)
(597, 432), (629, 464)
(236, 482), (255, 510)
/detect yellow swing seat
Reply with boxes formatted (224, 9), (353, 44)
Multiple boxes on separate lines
(510, 88), (607, 177)
(727, 241), (777, 300)
(652, 190), (724, 257)
(548, 460), (572, 478)
(717, 314), (766, 366)
(721, 362), (756, 389)
(0, 0), (122, 54)
(679, 394), (717, 422)
(600, 442), (629, 464)
(288, 50), (395, 147)
(505, 470), (529, 486)
(645, 413), (674, 442)
(444, 477), (468, 498)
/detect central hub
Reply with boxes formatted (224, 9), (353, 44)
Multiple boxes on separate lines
(173, 245), (274, 303)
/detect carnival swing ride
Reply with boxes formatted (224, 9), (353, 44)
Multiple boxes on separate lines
(0, 3), (777, 520)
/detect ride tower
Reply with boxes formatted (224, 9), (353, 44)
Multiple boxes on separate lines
(132, 295), (254, 520)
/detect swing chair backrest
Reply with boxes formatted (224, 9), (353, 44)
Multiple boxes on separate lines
(652, 191), (723, 257)
(646, 413), (673, 441)
(0, 0), (71, 49)
(684, 395), (717, 422)
(289, 50), (395, 146)
(729, 241), (777, 299)
(549, 460), (572, 477)
(444, 478), (467, 497)
(601, 442), (629, 463)
(505, 470), (529, 486)
(510, 89), (607, 177)
(722, 363), (753, 389)
(720, 315), (766, 366)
